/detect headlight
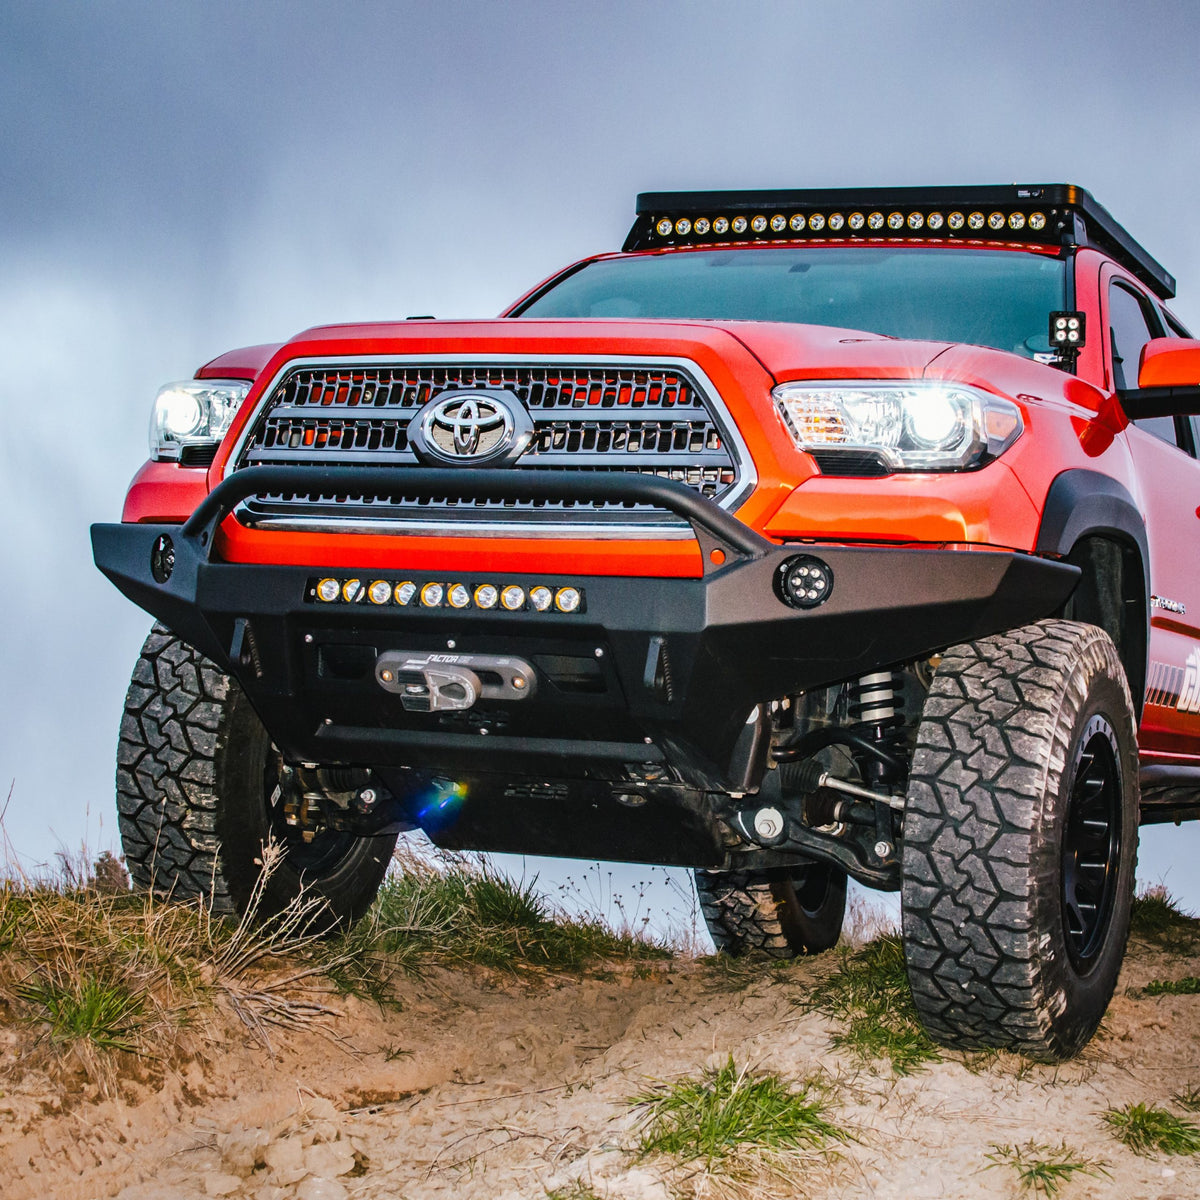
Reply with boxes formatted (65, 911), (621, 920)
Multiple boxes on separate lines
(149, 380), (251, 461)
(772, 381), (1023, 472)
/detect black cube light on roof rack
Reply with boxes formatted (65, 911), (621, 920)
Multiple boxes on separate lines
(623, 184), (1175, 300)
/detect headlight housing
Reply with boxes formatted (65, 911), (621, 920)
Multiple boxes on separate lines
(772, 381), (1023, 472)
(149, 380), (250, 462)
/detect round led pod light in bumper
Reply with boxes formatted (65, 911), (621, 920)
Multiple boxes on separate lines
(368, 580), (392, 605)
(554, 587), (582, 613)
(150, 534), (175, 584)
(775, 556), (834, 609)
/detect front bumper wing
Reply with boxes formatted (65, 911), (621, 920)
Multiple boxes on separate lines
(93, 466), (1080, 795)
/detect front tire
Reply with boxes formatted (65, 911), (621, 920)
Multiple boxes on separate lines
(116, 624), (395, 926)
(695, 861), (847, 958)
(901, 619), (1138, 1059)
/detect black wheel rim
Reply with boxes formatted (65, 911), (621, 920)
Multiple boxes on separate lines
(1061, 714), (1123, 972)
(793, 862), (836, 917)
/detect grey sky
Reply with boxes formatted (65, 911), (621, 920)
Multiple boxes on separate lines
(3, 0), (1199, 909)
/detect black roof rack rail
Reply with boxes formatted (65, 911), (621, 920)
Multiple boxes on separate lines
(624, 184), (1174, 299)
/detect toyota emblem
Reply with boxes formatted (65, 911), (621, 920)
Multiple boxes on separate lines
(409, 390), (534, 466)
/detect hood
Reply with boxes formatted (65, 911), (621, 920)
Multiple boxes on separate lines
(265, 316), (951, 381)
(197, 342), (286, 380)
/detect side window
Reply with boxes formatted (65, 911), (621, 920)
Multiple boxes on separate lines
(1135, 415), (1180, 447)
(1164, 310), (1194, 338)
(1108, 282), (1160, 390)
(1111, 282), (1194, 453)
(1130, 412), (1195, 456)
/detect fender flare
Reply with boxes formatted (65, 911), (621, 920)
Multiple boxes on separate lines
(1034, 469), (1149, 588)
(1034, 468), (1150, 713)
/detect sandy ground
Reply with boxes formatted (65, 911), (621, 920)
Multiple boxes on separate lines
(2, 931), (1199, 1200)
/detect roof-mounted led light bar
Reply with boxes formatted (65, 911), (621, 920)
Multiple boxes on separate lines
(624, 184), (1175, 299)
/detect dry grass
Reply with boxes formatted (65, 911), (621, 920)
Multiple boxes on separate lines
(840, 889), (899, 947)
(0, 842), (348, 1092)
(0, 829), (672, 1093)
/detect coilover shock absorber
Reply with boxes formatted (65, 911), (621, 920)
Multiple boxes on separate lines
(846, 670), (905, 787)
(846, 669), (908, 860)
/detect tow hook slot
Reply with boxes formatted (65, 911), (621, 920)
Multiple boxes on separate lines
(375, 651), (536, 712)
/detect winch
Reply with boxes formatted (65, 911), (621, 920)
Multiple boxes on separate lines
(374, 651), (537, 712)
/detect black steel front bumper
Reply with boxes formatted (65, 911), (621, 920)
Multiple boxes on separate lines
(94, 467), (1078, 865)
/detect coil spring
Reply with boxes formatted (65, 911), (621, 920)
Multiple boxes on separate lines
(847, 670), (904, 728)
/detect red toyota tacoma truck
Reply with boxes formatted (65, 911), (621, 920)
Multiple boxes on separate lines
(93, 185), (1200, 1059)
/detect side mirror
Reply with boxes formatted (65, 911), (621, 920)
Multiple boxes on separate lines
(1118, 338), (1200, 418)
(1139, 338), (1200, 388)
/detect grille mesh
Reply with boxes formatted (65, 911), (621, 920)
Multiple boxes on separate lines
(234, 362), (742, 526)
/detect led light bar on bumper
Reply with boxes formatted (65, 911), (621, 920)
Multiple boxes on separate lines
(309, 576), (586, 614)
(773, 381), (1022, 473)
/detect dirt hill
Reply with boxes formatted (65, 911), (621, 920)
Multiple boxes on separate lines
(2, 874), (1199, 1200)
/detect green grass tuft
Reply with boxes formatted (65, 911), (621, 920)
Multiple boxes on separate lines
(1102, 1102), (1200, 1156)
(16, 970), (145, 1053)
(801, 934), (940, 1074)
(985, 1141), (1110, 1196)
(1129, 885), (1200, 952)
(632, 1056), (848, 1167)
(1174, 1084), (1200, 1113)
(333, 846), (670, 991)
(1142, 976), (1200, 996)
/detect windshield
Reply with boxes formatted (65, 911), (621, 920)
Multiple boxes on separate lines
(515, 246), (1068, 359)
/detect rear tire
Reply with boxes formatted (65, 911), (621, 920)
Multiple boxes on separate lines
(901, 619), (1138, 1059)
(116, 624), (395, 927)
(695, 861), (847, 957)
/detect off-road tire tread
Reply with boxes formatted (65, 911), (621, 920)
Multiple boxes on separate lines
(116, 623), (239, 912)
(902, 618), (1137, 1059)
(695, 869), (799, 958)
(695, 865), (845, 958)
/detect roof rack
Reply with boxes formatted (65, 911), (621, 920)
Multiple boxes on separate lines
(624, 184), (1174, 299)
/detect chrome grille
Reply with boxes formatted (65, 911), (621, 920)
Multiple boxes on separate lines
(233, 360), (746, 531)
